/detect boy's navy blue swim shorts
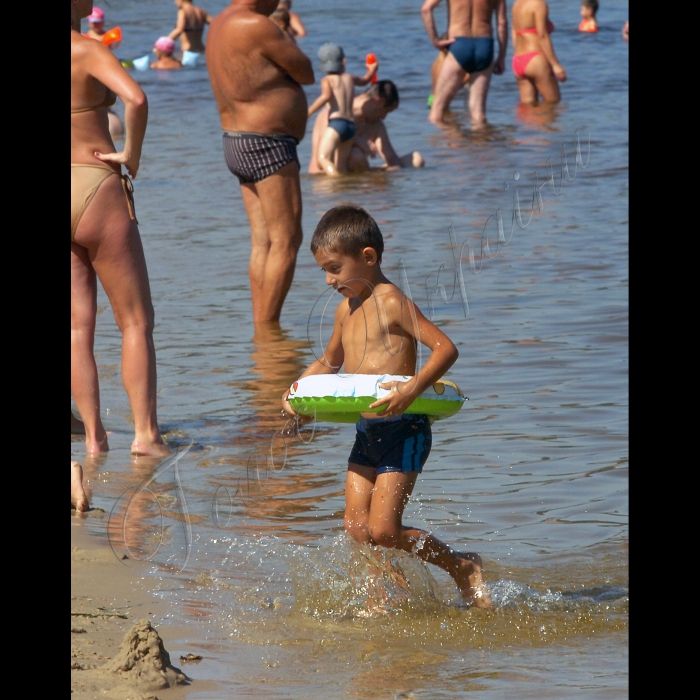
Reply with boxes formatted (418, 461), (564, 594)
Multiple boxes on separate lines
(348, 414), (432, 475)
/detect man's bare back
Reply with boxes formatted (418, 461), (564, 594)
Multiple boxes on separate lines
(445, 0), (503, 38)
(423, 0), (507, 125)
(206, 0), (313, 140)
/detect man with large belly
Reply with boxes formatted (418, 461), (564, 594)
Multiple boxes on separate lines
(422, 0), (507, 127)
(207, 0), (314, 323)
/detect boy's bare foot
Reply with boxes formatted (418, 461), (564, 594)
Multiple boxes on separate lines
(71, 411), (86, 435)
(131, 437), (171, 457)
(454, 552), (492, 609)
(71, 461), (90, 512)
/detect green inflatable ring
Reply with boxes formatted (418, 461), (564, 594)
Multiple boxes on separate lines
(287, 373), (467, 424)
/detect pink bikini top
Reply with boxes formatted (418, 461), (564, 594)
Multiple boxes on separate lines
(515, 19), (555, 35)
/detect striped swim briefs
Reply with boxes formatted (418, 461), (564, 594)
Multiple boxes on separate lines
(222, 131), (300, 184)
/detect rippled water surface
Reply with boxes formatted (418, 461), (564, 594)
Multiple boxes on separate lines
(74, 1), (628, 697)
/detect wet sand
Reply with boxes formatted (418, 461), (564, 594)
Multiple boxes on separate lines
(70, 515), (217, 699)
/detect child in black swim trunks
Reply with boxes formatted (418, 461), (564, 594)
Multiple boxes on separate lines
(283, 205), (492, 607)
(307, 44), (378, 176)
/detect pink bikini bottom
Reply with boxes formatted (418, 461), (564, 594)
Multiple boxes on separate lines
(512, 51), (542, 78)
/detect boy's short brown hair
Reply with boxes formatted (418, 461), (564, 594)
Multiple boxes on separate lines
(581, 0), (599, 13)
(311, 204), (384, 262)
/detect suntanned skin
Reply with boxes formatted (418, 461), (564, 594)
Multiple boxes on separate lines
(169, 0), (212, 53)
(511, 0), (565, 104)
(151, 48), (183, 70)
(207, 0), (314, 323)
(72, 0), (170, 458)
(422, 0), (508, 127)
(308, 92), (424, 174)
(277, 0), (306, 38)
(282, 240), (492, 607)
(71, 461), (90, 512)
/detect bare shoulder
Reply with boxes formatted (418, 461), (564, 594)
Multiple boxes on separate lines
(216, 6), (279, 36)
(373, 284), (410, 313)
(71, 33), (115, 66)
(71, 31), (97, 57)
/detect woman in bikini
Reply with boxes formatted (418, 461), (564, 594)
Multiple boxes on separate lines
(71, 0), (169, 458)
(511, 0), (566, 105)
(168, 0), (212, 55)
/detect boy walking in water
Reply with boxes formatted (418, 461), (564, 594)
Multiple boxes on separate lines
(307, 44), (378, 176)
(283, 205), (491, 607)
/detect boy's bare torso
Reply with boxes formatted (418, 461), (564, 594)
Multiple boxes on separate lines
(338, 282), (418, 376)
(325, 73), (356, 121)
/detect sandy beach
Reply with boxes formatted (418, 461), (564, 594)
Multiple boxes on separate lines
(71, 514), (215, 699)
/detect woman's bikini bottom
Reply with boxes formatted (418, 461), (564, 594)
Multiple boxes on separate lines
(71, 163), (137, 241)
(512, 51), (542, 79)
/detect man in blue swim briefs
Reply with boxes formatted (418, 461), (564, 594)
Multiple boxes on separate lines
(207, 0), (314, 324)
(422, 0), (508, 127)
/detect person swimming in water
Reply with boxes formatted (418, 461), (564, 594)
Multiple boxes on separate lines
(511, 0), (566, 105)
(579, 0), (599, 33)
(83, 6), (106, 41)
(151, 36), (183, 70)
(168, 0), (212, 55)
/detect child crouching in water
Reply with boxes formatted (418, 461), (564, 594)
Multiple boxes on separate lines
(283, 205), (491, 608)
(307, 44), (378, 176)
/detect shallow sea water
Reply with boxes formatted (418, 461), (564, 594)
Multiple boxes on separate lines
(73, 1), (628, 697)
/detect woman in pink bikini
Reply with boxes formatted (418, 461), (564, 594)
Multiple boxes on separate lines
(511, 0), (566, 104)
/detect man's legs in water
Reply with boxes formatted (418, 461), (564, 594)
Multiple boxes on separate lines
(429, 51), (467, 123)
(467, 65), (495, 127)
(240, 161), (303, 323)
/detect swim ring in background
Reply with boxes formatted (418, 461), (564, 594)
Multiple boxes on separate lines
(287, 374), (467, 423)
(122, 54), (152, 70)
(122, 52), (202, 71)
(181, 50), (201, 67)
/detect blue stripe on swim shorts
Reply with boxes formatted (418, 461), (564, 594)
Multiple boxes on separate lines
(402, 432), (426, 471)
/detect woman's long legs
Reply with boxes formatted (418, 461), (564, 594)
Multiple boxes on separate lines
(71, 243), (110, 454)
(73, 175), (169, 457)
